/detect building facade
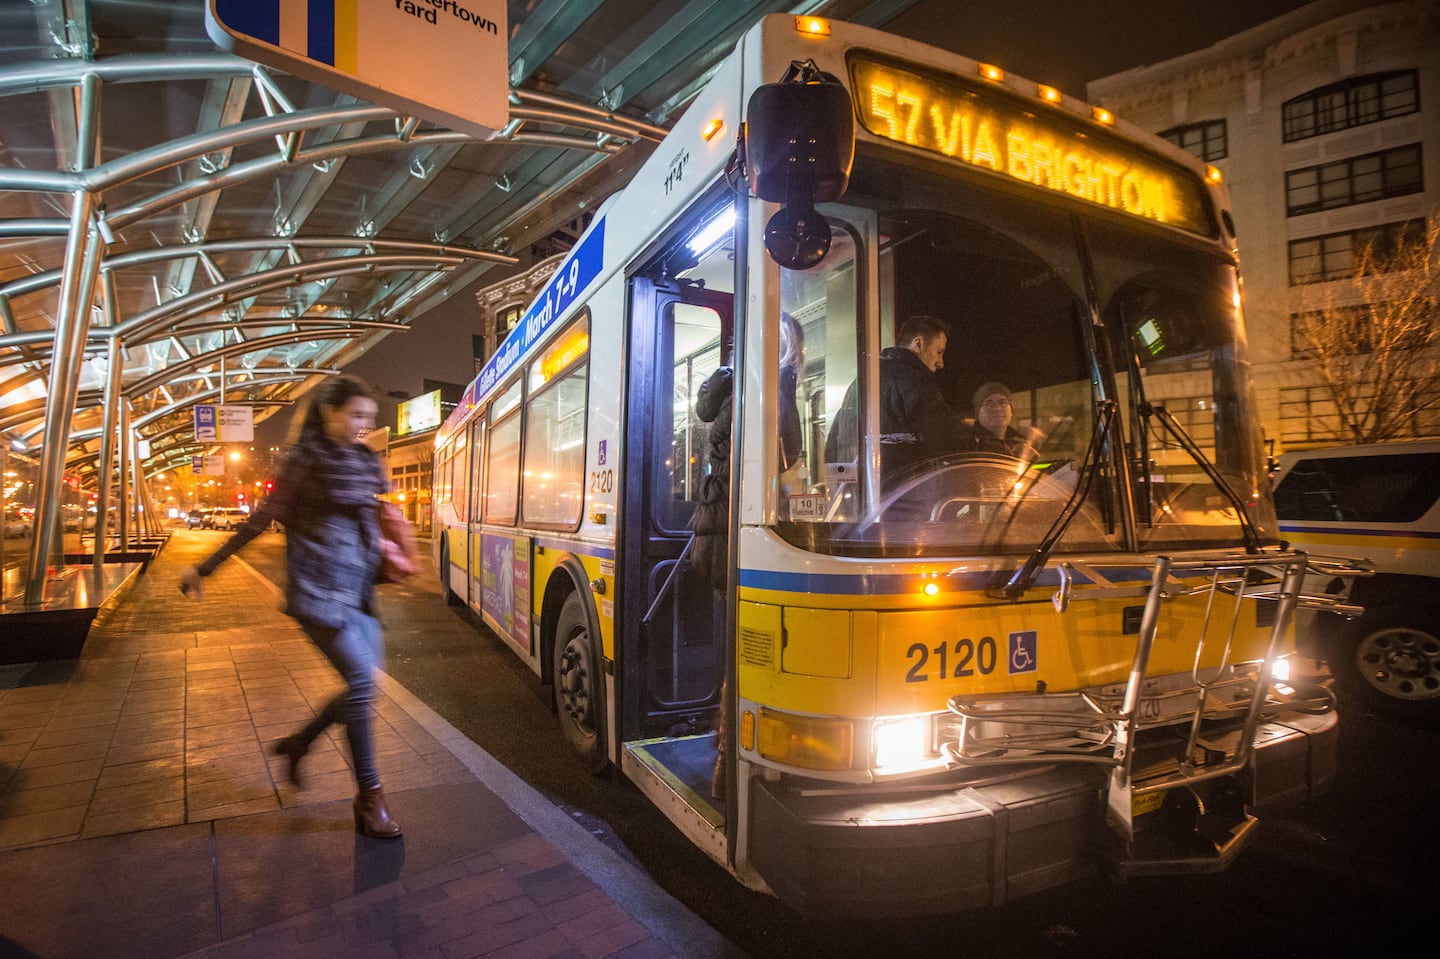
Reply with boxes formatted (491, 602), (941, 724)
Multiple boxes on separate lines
(1089, 0), (1440, 451)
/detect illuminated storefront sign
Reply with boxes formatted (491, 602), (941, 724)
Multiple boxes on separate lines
(396, 390), (442, 437)
(849, 57), (1213, 235)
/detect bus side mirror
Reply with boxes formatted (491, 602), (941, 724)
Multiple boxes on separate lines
(745, 60), (854, 270)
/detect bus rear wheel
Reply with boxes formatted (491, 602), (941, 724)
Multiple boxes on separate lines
(553, 592), (608, 773)
(439, 538), (462, 607)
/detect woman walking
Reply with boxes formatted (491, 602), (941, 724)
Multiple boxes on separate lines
(180, 375), (402, 838)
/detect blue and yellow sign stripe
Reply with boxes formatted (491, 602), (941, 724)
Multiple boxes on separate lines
(212, 0), (360, 74)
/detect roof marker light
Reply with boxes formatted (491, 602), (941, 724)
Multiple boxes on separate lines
(795, 16), (830, 36)
(702, 118), (724, 142)
(1037, 84), (1062, 104)
(1092, 105), (1116, 125)
(978, 63), (1005, 82)
(1206, 164), (1224, 184)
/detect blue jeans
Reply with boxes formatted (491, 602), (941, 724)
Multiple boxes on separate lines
(298, 610), (383, 789)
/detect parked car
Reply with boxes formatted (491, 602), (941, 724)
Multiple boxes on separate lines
(3, 511), (30, 538)
(1271, 440), (1440, 718)
(185, 509), (210, 529)
(206, 507), (248, 530)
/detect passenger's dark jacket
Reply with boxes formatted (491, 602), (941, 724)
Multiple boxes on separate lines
(825, 346), (969, 480)
(691, 366), (733, 591)
(196, 436), (386, 628)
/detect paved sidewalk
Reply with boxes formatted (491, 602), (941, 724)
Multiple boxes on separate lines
(0, 533), (741, 959)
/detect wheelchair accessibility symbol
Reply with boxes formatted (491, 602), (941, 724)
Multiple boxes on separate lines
(1009, 630), (1038, 674)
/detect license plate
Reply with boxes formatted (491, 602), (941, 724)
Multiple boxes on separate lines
(1132, 789), (1166, 817)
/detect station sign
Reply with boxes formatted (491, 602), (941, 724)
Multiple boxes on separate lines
(205, 0), (509, 137)
(194, 404), (254, 442)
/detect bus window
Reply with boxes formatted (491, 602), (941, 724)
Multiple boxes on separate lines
(1087, 218), (1279, 548)
(522, 314), (589, 528)
(484, 381), (522, 524)
(452, 428), (470, 524)
(779, 224), (858, 520)
(662, 303), (724, 533)
(783, 151), (1118, 558)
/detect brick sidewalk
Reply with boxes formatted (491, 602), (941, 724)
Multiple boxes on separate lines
(0, 532), (740, 959)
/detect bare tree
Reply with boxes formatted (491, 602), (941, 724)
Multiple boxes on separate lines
(1292, 212), (1440, 444)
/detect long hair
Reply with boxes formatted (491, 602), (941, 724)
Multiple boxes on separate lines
(780, 311), (805, 372)
(290, 374), (373, 445)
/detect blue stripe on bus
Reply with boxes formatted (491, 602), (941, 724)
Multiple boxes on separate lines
(1279, 523), (1440, 539)
(307, 0), (335, 65)
(736, 565), (1156, 595)
(213, 0), (281, 43)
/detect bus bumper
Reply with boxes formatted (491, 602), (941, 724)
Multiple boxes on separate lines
(747, 709), (1337, 918)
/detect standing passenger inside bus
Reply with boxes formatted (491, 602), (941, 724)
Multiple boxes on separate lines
(691, 363), (733, 801)
(824, 314), (969, 483)
(778, 312), (805, 498)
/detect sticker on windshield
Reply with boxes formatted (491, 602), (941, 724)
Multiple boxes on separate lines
(1009, 630), (1037, 674)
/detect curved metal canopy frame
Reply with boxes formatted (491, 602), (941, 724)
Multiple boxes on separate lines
(0, 0), (918, 604)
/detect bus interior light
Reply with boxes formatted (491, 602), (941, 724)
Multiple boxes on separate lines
(794, 16), (830, 36)
(687, 207), (735, 256)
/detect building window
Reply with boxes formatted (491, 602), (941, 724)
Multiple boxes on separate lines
(1286, 144), (1423, 215)
(1282, 71), (1419, 143)
(1160, 119), (1227, 161)
(1287, 219), (1425, 285)
(496, 305), (522, 345)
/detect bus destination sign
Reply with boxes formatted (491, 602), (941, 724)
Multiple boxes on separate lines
(848, 56), (1213, 236)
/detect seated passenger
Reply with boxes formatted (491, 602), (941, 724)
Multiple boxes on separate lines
(968, 381), (1039, 460)
(823, 315), (970, 484)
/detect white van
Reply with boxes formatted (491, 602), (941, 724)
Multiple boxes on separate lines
(1271, 440), (1440, 717)
(206, 507), (249, 530)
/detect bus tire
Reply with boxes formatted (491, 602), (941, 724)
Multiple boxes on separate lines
(553, 591), (608, 773)
(439, 538), (462, 607)
(1327, 604), (1440, 719)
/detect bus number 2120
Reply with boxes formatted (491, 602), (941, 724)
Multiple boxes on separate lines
(905, 637), (997, 682)
(589, 469), (614, 493)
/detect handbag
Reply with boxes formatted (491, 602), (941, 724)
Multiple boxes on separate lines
(377, 500), (419, 584)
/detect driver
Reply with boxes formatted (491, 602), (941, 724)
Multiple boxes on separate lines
(968, 381), (1039, 460)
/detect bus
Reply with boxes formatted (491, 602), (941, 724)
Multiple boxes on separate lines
(432, 14), (1358, 917)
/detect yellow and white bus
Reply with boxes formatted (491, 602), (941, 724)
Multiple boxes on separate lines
(432, 14), (1355, 917)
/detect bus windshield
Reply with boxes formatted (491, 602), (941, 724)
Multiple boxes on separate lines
(776, 149), (1276, 557)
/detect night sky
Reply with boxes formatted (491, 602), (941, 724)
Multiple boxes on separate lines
(887, 0), (1316, 95)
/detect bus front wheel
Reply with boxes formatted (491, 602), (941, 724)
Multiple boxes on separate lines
(553, 592), (608, 773)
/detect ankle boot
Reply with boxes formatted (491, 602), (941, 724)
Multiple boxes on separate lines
(270, 733), (310, 789)
(353, 785), (402, 839)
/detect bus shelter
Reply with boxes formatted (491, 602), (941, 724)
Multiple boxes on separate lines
(0, 1), (915, 633)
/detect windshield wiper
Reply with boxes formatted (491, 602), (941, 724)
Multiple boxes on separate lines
(996, 399), (1118, 600)
(1140, 402), (1263, 553)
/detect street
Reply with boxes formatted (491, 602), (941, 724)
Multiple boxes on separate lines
(234, 532), (1437, 958)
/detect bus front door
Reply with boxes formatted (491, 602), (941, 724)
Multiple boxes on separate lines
(621, 274), (733, 757)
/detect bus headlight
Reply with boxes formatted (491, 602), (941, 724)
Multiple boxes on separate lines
(757, 708), (853, 771)
(872, 716), (930, 771)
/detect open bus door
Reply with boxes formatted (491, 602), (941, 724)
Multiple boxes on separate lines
(619, 262), (735, 853)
